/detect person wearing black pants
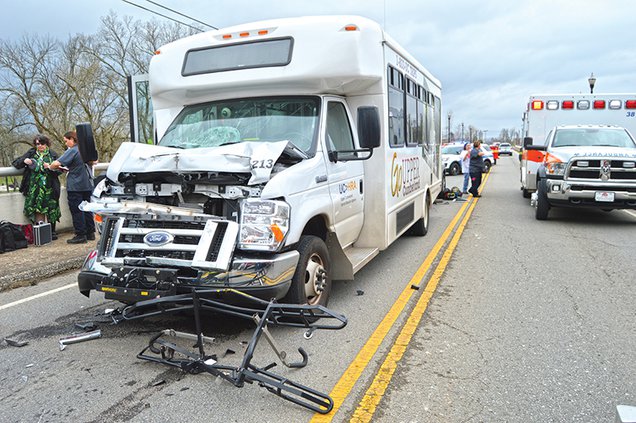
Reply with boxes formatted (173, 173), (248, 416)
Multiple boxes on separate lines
(469, 139), (485, 197)
(50, 131), (95, 244)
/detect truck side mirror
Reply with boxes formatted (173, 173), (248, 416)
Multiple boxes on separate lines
(76, 123), (99, 163)
(357, 106), (381, 149)
(523, 137), (533, 149)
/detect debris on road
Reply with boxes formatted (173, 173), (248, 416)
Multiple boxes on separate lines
(119, 289), (347, 414)
(4, 338), (28, 347)
(59, 329), (102, 351)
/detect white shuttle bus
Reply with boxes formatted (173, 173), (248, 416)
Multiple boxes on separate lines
(79, 16), (443, 307)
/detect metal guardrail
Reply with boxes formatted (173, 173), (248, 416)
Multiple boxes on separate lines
(0, 162), (108, 177)
(0, 163), (109, 229)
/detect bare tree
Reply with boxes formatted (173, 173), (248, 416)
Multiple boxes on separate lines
(0, 12), (199, 163)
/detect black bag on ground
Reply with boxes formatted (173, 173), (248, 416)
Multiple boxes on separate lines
(0, 221), (28, 253)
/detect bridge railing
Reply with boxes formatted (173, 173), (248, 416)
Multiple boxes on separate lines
(0, 163), (108, 230)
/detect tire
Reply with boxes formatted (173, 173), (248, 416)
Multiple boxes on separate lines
(283, 236), (331, 307)
(535, 179), (550, 220)
(522, 188), (531, 199)
(483, 160), (492, 173)
(437, 173), (446, 200)
(410, 195), (429, 236)
(449, 162), (460, 176)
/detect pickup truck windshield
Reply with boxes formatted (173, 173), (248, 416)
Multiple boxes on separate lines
(552, 128), (636, 148)
(159, 97), (320, 153)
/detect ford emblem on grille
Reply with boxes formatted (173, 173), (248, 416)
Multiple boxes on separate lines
(599, 159), (611, 181)
(143, 231), (173, 246)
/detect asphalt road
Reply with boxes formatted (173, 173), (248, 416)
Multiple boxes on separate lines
(376, 156), (636, 422)
(1, 155), (634, 422)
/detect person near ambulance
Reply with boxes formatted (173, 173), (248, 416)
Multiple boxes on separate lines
(469, 139), (485, 197)
(460, 142), (471, 194)
(49, 131), (95, 244)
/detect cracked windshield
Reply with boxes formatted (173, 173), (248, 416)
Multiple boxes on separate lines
(158, 97), (320, 152)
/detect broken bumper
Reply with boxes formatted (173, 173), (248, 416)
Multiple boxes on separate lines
(78, 250), (299, 303)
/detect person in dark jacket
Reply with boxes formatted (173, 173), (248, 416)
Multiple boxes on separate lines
(468, 139), (486, 197)
(49, 130), (95, 244)
(12, 134), (62, 239)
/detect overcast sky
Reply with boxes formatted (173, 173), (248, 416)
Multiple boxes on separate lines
(1, 0), (634, 139)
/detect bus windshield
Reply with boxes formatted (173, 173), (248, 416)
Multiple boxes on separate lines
(159, 96), (320, 153)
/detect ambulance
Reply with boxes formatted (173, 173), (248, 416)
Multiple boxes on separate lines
(77, 16), (444, 307)
(521, 93), (636, 198)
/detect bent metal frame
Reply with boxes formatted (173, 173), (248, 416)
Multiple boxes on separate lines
(111, 289), (348, 414)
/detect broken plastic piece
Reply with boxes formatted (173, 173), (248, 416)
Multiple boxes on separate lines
(75, 322), (97, 331)
(4, 338), (28, 347)
(59, 329), (102, 351)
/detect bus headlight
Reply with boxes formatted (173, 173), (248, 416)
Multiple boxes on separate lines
(238, 199), (290, 251)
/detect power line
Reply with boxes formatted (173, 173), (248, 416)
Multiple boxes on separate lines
(144, 0), (217, 30)
(120, 0), (205, 32)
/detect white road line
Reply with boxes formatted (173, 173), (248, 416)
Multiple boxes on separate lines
(624, 209), (636, 219)
(0, 283), (76, 312)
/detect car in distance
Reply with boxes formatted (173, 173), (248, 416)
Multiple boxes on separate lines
(499, 142), (513, 155)
(442, 142), (493, 175)
(442, 144), (464, 175)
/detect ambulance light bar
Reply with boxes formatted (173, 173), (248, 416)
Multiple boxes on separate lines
(593, 100), (606, 109)
(531, 98), (636, 111)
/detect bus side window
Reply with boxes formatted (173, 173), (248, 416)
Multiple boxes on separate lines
(326, 102), (355, 152)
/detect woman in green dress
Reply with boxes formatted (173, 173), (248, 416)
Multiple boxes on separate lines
(12, 134), (62, 239)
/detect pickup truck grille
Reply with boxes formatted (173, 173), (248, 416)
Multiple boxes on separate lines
(567, 158), (636, 182)
(100, 215), (238, 271)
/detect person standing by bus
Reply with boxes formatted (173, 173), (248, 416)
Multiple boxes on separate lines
(12, 134), (62, 239)
(460, 142), (471, 194)
(469, 139), (485, 197)
(49, 131), (95, 244)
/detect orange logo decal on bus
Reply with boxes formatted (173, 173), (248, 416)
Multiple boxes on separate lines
(391, 153), (420, 197)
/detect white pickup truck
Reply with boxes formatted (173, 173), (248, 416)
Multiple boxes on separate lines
(531, 125), (636, 220)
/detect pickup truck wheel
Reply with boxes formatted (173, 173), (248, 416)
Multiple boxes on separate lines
(284, 236), (331, 307)
(449, 162), (460, 176)
(410, 196), (429, 236)
(535, 179), (550, 220)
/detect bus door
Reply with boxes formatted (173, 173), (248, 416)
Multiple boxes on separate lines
(323, 98), (364, 247)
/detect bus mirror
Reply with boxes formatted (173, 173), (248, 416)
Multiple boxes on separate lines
(357, 106), (381, 149)
(76, 123), (99, 163)
(523, 137), (533, 149)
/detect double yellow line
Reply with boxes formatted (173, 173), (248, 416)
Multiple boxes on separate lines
(311, 173), (489, 422)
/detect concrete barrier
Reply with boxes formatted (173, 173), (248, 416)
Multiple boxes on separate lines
(0, 163), (107, 231)
(1, 189), (74, 230)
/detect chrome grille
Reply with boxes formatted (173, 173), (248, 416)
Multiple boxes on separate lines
(566, 158), (636, 182)
(100, 215), (238, 271)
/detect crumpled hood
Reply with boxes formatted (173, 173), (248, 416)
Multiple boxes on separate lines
(548, 146), (636, 163)
(106, 141), (288, 185)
